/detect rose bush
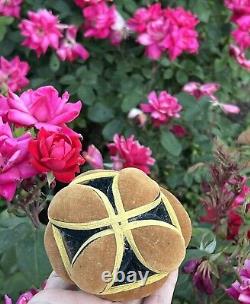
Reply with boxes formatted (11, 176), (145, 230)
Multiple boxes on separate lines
(0, 0), (250, 303)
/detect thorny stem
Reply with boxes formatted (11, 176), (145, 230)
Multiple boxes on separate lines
(18, 179), (48, 228)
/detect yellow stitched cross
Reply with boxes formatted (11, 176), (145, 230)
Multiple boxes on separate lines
(49, 171), (182, 295)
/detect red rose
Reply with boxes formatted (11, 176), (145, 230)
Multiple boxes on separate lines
(29, 128), (85, 183)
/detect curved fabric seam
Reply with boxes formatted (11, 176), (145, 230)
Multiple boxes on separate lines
(71, 229), (114, 265)
(50, 171), (183, 295)
(48, 196), (162, 230)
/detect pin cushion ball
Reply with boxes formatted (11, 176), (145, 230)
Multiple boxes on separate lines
(44, 168), (192, 302)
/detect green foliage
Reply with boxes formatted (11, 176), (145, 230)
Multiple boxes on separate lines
(0, 211), (51, 299)
(0, 0), (249, 302)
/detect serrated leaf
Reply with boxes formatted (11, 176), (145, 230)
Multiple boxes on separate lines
(160, 130), (182, 156)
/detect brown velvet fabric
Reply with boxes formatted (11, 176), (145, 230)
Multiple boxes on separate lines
(71, 234), (117, 294)
(160, 188), (192, 247)
(132, 225), (185, 273)
(49, 184), (108, 223)
(44, 224), (72, 283)
(118, 168), (159, 211)
(45, 168), (192, 301)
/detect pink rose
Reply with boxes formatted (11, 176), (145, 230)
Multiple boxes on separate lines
(232, 15), (250, 50)
(83, 2), (126, 45)
(74, 0), (103, 8)
(0, 95), (9, 121)
(108, 134), (155, 174)
(19, 9), (62, 56)
(229, 44), (250, 71)
(57, 25), (89, 62)
(183, 82), (220, 100)
(83, 144), (104, 169)
(0, 119), (37, 201)
(225, 0), (250, 21)
(140, 91), (182, 126)
(128, 4), (199, 60)
(0, 0), (22, 18)
(8, 86), (82, 131)
(0, 56), (29, 93)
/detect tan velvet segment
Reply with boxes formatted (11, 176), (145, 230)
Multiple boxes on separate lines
(48, 184), (108, 223)
(132, 226), (185, 273)
(44, 223), (72, 283)
(161, 187), (192, 247)
(71, 234), (117, 294)
(118, 168), (160, 211)
(102, 276), (168, 302)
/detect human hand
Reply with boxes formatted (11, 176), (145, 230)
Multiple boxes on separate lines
(29, 270), (178, 304)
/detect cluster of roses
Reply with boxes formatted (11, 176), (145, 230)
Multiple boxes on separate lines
(0, 81), (157, 202)
(0, 84), (86, 202)
(0, 0), (200, 61)
(76, 1), (200, 60)
(225, 0), (250, 71)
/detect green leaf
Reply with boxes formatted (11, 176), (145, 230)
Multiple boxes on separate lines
(49, 53), (60, 72)
(0, 223), (30, 254)
(102, 119), (124, 140)
(77, 86), (95, 106)
(160, 130), (182, 156)
(88, 103), (114, 123)
(16, 226), (51, 287)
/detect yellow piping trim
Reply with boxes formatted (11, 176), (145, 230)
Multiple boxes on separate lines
(50, 172), (183, 295)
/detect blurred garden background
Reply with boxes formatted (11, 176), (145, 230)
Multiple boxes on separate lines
(0, 0), (250, 303)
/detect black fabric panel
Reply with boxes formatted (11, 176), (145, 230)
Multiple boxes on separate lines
(85, 177), (118, 214)
(113, 239), (155, 286)
(128, 201), (173, 225)
(57, 225), (109, 262)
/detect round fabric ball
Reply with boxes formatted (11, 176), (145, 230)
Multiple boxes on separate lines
(45, 168), (192, 301)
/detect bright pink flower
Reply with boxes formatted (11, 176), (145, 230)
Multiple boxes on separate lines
(128, 3), (169, 60)
(164, 7), (199, 60)
(128, 4), (199, 60)
(227, 259), (250, 303)
(83, 144), (104, 169)
(140, 91), (182, 126)
(234, 178), (250, 205)
(83, 2), (126, 45)
(232, 15), (250, 50)
(4, 295), (12, 304)
(4, 289), (37, 304)
(108, 134), (155, 174)
(0, 95), (9, 121)
(220, 103), (240, 114)
(0, 118), (37, 202)
(0, 0), (22, 18)
(230, 44), (250, 71)
(57, 25), (89, 62)
(225, 0), (250, 21)
(19, 9), (62, 56)
(0, 56), (29, 93)
(183, 82), (220, 100)
(8, 86), (82, 131)
(170, 125), (187, 138)
(74, 0), (103, 8)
